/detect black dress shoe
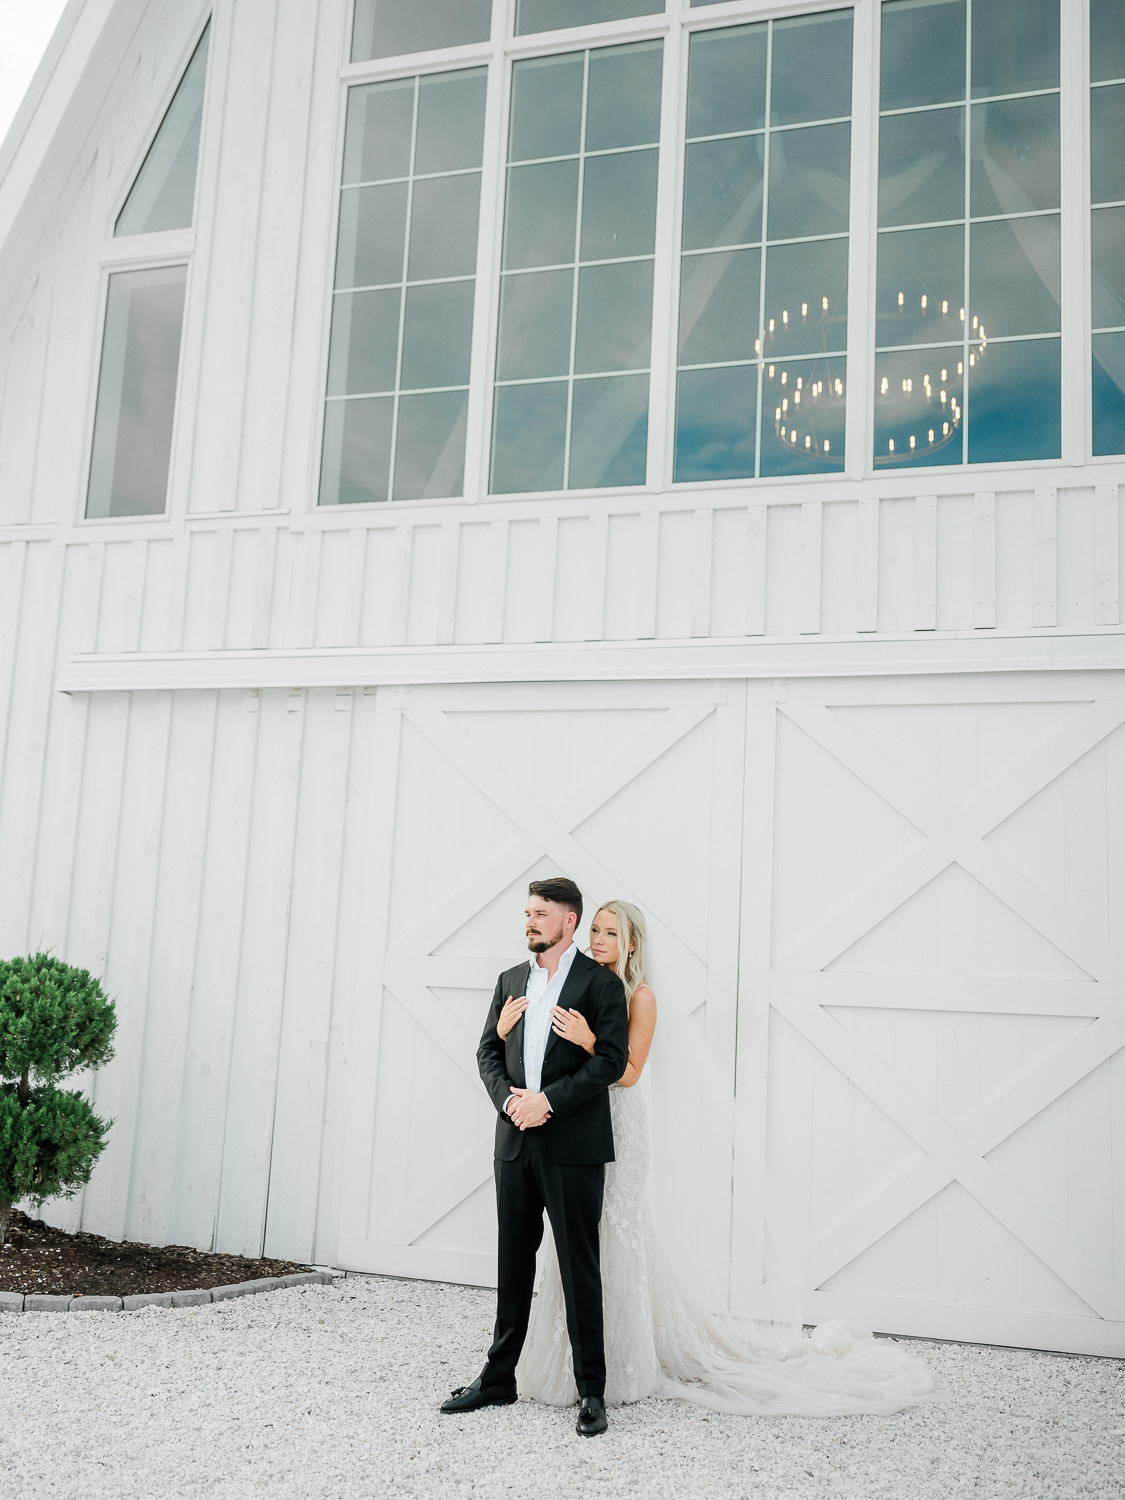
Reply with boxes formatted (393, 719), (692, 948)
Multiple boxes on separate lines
(440, 1377), (518, 1413)
(575, 1395), (608, 1436)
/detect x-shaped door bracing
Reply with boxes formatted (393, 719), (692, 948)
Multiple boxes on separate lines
(375, 698), (714, 1247)
(766, 695), (1125, 1321)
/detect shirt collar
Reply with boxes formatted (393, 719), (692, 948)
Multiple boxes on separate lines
(530, 940), (578, 982)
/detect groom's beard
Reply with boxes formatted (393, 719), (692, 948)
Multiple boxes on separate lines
(527, 923), (565, 953)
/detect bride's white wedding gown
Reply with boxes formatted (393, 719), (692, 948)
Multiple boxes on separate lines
(516, 1084), (940, 1416)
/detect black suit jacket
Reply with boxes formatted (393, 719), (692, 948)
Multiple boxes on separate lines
(478, 950), (629, 1165)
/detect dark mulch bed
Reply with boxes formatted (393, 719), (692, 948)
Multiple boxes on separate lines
(0, 1208), (314, 1298)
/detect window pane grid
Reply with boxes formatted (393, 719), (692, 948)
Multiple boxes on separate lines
(321, 67), (486, 504)
(674, 12), (853, 484)
(875, 0), (1061, 469)
(490, 40), (662, 494)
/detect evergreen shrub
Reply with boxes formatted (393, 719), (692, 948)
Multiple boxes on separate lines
(0, 954), (116, 1245)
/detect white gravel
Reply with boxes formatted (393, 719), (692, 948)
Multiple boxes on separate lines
(1, 1275), (1122, 1499)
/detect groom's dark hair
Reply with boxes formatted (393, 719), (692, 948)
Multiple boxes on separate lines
(528, 877), (583, 925)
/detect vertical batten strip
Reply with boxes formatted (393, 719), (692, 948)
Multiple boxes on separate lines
(389, 526), (413, 646)
(636, 509), (659, 638)
(250, 527), (278, 649)
(289, 529), (321, 649)
(745, 504), (767, 636)
(214, 688), (307, 1258)
(1033, 486), (1058, 627)
(341, 529), (367, 647)
(585, 512), (609, 641)
(692, 507), (713, 638)
(485, 518), (508, 642)
(798, 501), (822, 635)
(913, 495), (937, 631)
(207, 529), (234, 651)
(0, 543), (28, 767)
(435, 522), (460, 646)
(856, 496), (878, 632)
(536, 515), (558, 642)
(974, 491), (996, 628)
(120, 540), (148, 652)
(1094, 484), (1120, 625)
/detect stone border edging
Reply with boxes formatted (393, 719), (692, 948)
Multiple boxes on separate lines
(0, 1271), (336, 1313)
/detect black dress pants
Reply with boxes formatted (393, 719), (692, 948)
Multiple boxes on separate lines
(482, 1129), (606, 1398)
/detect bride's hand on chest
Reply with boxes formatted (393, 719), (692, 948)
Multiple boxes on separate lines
(551, 1006), (596, 1054)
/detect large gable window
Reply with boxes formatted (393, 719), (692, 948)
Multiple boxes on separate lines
(321, 0), (1116, 504)
(86, 23), (209, 518)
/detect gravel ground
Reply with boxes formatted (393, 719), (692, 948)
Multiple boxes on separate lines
(1, 1275), (1121, 1499)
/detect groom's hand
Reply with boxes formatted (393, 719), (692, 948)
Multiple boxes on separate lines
(507, 1088), (551, 1130)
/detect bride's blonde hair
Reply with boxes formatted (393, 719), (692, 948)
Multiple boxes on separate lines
(591, 899), (647, 1007)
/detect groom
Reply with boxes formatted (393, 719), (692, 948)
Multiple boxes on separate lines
(440, 877), (628, 1437)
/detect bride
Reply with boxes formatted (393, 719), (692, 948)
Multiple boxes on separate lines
(499, 898), (940, 1417)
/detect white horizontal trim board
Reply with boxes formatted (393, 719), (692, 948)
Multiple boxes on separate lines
(58, 630), (1125, 693)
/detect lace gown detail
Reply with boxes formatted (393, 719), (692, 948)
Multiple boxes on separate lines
(516, 1085), (940, 1416)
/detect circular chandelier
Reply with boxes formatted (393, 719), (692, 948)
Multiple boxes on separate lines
(872, 296), (987, 466)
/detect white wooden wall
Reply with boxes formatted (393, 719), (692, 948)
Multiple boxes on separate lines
(0, 0), (1122, 1360)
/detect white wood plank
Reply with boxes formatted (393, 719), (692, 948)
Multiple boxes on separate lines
(636, 508), (659, 639)
(798, 502), (822, 635)
(1094, 483), (1120, 626)
(389, 525), (413, 646)
(435, 521), (460, 646)
(125, 690), (220, 1245)
(81, 690), (174, 1241)
(730, 695), (778, 1319)
(169, 689), (261, 1250)
(250, 525), (278, 649)
(584, 511), (608, 641)
(974, 490), (996, 628)
(214, 687), (306, 1257)
(484, 518), (508, 643)
(535, 515), (558, 642)
(691, 507), (713, 637)
(263, 689), (353, 1262)
(0, 542), (61, 955)
(1033, 485), (1058, 627)
(745, 504), (767, 636)
(855, 495), (878, 632)
(334, 693), (405, 1263)
(285, 529), (321, 649)
(912, 494), (937, 631)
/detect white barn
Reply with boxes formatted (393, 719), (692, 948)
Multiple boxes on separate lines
(0, 0), (1122, 1359)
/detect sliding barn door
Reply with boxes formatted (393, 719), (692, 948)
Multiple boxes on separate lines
(733, 672), (1125, 1356)
(337, 679), (745, 1290)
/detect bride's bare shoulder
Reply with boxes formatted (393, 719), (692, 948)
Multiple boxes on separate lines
(631, 984), (656, 1011)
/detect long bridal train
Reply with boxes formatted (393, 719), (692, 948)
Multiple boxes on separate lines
(516, 1084), (940, 1417)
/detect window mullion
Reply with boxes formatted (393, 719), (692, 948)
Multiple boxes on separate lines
(845, 0), (878, 480)
(648, 7), (685, 492)
(464, 45), (508, 501)
(1060, 0), (1091, 463)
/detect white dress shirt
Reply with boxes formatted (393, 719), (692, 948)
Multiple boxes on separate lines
(506, 940), (579, 1115)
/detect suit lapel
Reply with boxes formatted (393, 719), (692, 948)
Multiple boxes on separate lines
(542, 950), (590, 1061)
(509, 962), (531, 1086)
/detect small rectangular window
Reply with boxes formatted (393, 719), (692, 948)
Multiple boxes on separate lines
(86, 265), (187, 518)
(320, 68), (487, 505)
(874, 0), (1061, 468)
(351, 0), (491, 62)
(1090, 0), (1125, 456)
(490, 41), (662, 494)
(673, 12), (852, 483)
(515, 0), (663, 35)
